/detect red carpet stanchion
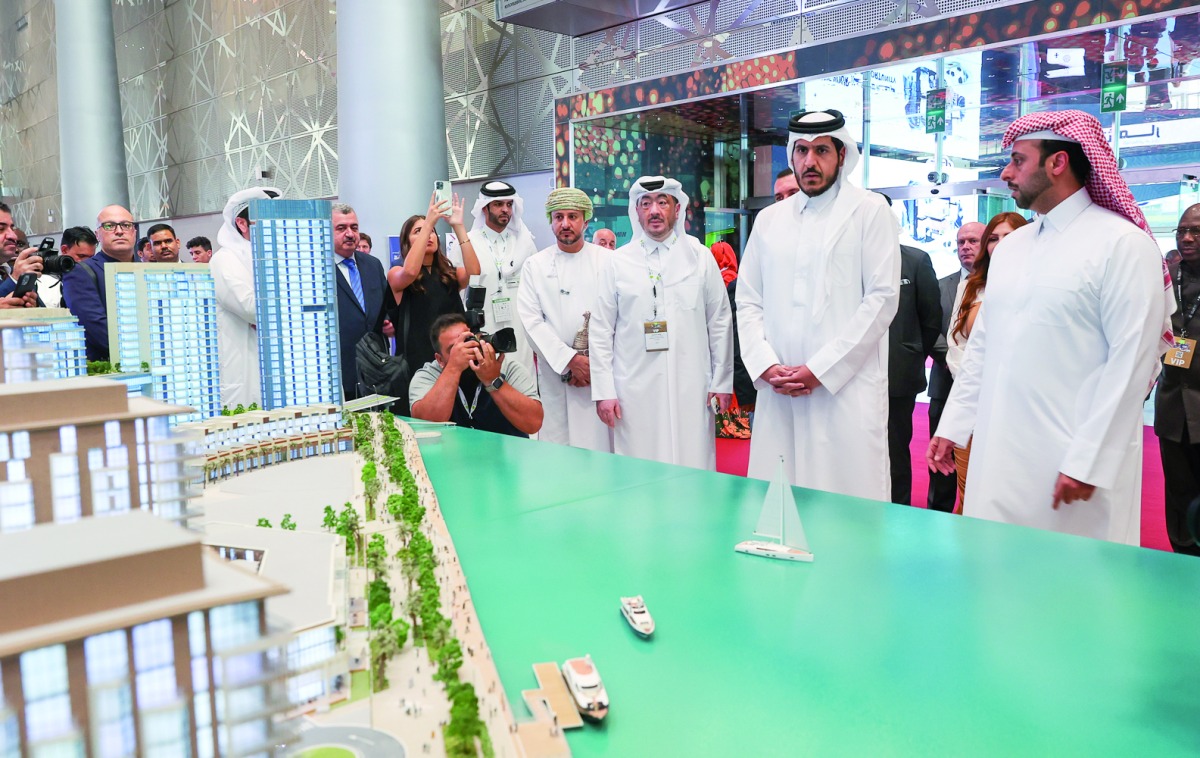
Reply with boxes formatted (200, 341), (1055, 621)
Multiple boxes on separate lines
(715, 402), (1172, 552)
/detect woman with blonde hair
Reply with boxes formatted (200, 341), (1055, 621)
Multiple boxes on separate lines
(946, 211), (1028, 511)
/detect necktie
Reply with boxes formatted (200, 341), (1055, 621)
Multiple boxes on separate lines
(343, 257), (365, 311)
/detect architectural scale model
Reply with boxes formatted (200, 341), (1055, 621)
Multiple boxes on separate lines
(0, 377), (194, 534)
(248, 198), (341, 411)
(620, 595), (655, 638)
(104, 263), (222, 425)
(561, 656), (609, 722)
(0, 510), (293, 756)
(0, 309), (86, 383)
(735, 458), (813, 563)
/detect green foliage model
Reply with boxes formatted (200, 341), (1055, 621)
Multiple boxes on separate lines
(255, 518), (272, 528)
(280, 513), (296, 531)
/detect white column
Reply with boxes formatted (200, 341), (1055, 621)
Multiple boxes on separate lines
(337, 1), (449, 269)
(54, 0), (129, 226)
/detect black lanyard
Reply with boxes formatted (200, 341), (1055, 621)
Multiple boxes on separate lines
(1177, 269), (1200, 338)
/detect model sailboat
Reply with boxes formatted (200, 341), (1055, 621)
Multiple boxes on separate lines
(734, 458), (813, 562)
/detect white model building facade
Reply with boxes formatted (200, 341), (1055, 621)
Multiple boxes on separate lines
(106, 263), (222, 425)
(249, 199), (341, 410)
(0, 310), (87, 383)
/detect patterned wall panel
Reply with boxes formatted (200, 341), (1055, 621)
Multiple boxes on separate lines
(0, 0), (60, 233)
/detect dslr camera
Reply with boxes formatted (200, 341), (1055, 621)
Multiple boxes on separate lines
(463, 285), (517, 353)
(14, 238), (76, 297)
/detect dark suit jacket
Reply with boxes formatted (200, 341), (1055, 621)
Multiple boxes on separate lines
(1155, 258), (1200, 442)
(888, 245), (942, 397)
(927, 269), (963, 400)
(335, 252), (388, 401)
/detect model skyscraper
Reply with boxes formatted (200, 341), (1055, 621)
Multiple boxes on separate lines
(249, 198), (342, 409)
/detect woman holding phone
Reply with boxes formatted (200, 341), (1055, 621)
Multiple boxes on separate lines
(386, 190), (481, 371)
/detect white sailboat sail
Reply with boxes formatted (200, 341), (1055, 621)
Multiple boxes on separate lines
(781, 474), (809, 552)
(752, 459), (786, 539)
(736, 457), (812, 562)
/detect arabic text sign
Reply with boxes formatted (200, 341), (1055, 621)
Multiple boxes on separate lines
(1101, 62), (1128, 113)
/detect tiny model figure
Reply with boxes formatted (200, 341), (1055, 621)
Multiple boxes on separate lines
(620, 595), (655, 638)
(735, 457), (813, 562)
(561, 655), (609, 722)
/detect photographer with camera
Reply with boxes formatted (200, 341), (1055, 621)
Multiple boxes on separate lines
(409, 313), (542, 438)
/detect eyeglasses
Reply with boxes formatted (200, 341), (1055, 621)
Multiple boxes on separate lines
(98, 221), (135, 232)
(1175, 227), (1200, 237)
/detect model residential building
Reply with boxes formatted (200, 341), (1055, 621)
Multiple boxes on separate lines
(0, 377), (195, 533)
(249, 199), (341, 410)
(105, 263), (222, 425)
(0, 309), (87, 383)
(0, 510), (293, 757)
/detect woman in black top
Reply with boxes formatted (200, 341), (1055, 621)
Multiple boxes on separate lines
(387, 191), (480, 369)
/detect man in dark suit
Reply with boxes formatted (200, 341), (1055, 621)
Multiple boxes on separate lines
(332, 203), (389, 402)
(926, 221), (982, 511)
(888, 244), (942, 504)
(1155, 204), (1200, 556)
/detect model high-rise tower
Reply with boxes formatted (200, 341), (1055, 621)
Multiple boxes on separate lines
(105, 263), (221, 424)
(248, 198), (341, 410)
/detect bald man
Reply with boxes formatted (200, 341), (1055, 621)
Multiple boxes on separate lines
(926, 220), (985, 511)
(593, 228), (616, 250)
(62, 205), (139, 361)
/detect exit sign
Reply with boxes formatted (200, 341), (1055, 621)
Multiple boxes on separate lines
(925, 88), (947, 134)
(1101, 62), (1128, 113)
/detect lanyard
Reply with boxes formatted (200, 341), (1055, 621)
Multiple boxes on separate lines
(485, 231), (515, 288)
(640, 238), (669, 320)
(456, 385), (483, 419)
(1177, 269), (1200, 337)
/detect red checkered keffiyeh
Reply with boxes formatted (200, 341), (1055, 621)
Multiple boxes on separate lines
(1003, 110), (1175, 350)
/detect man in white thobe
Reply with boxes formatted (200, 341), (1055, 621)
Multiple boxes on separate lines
(211, 186), (280, 410)
(929, 110), (1175, 544)
(518, 188), (612, 452)
(737, 109), (900, 499)
(590, 176), (733, 470)
(462, 180), (538, 384)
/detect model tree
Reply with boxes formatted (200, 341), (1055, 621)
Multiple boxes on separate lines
(361, 461), (380, 521)
(366, 533), (388, 577)
(322, 505), (337, 532)
(255, 518), (271, 528)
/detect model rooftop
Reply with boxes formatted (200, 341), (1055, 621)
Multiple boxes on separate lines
(0, 376), (191, 432)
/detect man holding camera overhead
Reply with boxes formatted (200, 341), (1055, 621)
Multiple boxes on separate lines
(409, 313), (542, 438)
(589, 175), (733, 471)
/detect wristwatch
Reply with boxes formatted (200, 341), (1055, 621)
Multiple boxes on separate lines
(485, 376), (504, 393)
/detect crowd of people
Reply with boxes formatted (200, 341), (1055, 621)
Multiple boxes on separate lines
(1, 106), (1195, 553)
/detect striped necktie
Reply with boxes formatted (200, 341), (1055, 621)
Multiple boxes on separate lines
(342, 257), (365, 311)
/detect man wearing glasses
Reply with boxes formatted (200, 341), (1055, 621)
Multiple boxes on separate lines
(1155, 204), (1200, 557)
(62, 205), (138, 361)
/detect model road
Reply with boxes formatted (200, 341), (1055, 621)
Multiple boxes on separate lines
(285, 725), (405, 758)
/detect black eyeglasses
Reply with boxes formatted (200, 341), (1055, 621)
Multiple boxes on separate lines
(1176, 227), (1200, 237)
(99, 221), (135, 231)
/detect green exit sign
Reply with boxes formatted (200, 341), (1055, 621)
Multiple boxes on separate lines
(1101, 62), (1128, 113)
(925, 88), (947, 134)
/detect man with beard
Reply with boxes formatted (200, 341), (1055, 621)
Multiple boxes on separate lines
(211, 186), (280, 409)
(736, 110), (900, 497)
(590, 175), (733, 470)
(0, 203), (39, 309)
(409, 313), (542, 437)
(146, 223), (182, 263)
(332, 203), (389, 402)
(1156, 203), (1200, 556)
(929, 111), (1173, 545)
(518, 187), (611, 451)
(464, 181), (538, 383)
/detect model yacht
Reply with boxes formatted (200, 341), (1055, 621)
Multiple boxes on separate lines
(619, 595), (655, 638)
(734, 457), (813, 562)
(561, 655), (609, 722)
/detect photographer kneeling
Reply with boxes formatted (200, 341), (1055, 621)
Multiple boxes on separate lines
(410, 314), (543, 437)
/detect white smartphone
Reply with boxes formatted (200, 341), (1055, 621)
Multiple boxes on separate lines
(434, 180), (452, 208)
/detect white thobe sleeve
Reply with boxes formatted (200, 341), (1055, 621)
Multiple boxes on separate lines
(806, 202), (901, 394)
(1060, 234), (1165, 488)
(589, 256), (619, 402)
(212, 257), (256, 325)
(699, 246), (733, 393)
(933, 301), (987, 446)
(517, 257), (576, 376)
(735, 228), (781, 386)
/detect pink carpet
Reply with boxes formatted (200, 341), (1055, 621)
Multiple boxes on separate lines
(716, 401), (1171, 552)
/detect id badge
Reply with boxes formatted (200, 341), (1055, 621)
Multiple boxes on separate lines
(1167, 336), (1197, 369)
(492, 296), (514, 323)
(644, 320), (669, 352)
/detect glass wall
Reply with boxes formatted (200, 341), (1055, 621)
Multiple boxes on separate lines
(570, 9), (1200, 272)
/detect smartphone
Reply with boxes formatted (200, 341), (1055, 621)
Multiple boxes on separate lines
(13, 273), (37, 298)
(709, 395), (721, 414)
(434, 180), (452, 208)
